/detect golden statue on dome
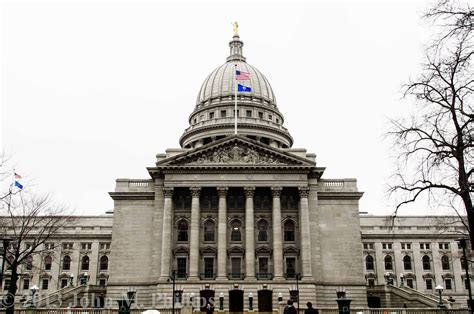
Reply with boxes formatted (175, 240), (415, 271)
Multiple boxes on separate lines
(232, 21), (239, 36)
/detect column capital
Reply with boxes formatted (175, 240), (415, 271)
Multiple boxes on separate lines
(298, 187), (310, 198)
(244, 186), (255, 198)
(163, 187), (174, 198)
(217, 187), (228, 198)
(190, 187), (201, 198)
(271, 187), (283, 197)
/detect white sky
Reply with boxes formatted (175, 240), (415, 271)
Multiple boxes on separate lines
(1, 0), (440, 216)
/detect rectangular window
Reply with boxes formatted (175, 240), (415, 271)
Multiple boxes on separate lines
(382, 243), (393, 250)
(44, 243), (54, 250)
(426, 278), (433, 290)
(177, 258), (187, 279)
(286, 257), (296, 278)
(258, 258), (269, 274)
(401, 243), (412, 250)
(221, 110), (227, 118)
(62, 243), (73, 250)
(209, 112), (215, 119)
(231, 257), (241, 277)
(99, 279), (107, 286)
(61, 279), (68, 289)
(363, 243), (374, 250)
(406, 278), (414, 289)
(246, 110), (252, 118)
(204, 258), (214, 279)
(81, 243), (92, 250)
(23, 279), (30, 290)
(420, 243), (431, 250)
(276, 118), (279, 123)
(439, 242), (450, 250)
(289, 290), (298, 303)
(445, 279), (452, 290)
(367, 278), (375, 287)
(268, 114), (273, 120)
(42, 279), (49, 290)
(100, 243), (111, 250)
(258, 112), (264, 119)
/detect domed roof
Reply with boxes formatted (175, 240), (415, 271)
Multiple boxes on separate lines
(196, 61), (276, 107)
(180, 34), (293, 149)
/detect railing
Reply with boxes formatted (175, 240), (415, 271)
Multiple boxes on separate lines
(256, 272), (273, 280)
(10, 308), (182, 314)
(199, 272), (216, 280)
(284, 272), (301, 279)
(128, 180), (151, 188)
(228, 272), (245, 279)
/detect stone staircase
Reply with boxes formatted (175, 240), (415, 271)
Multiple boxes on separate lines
(32, 284), (106, 308)
(367, 285), (448, 308)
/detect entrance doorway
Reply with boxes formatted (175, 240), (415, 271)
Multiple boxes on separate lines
(258, 290), (273, 312)
(228, 289), (244, 312)
(367, 296), (381, 308)
(200, 290), (215, 312)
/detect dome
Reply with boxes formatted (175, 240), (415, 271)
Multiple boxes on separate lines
(180, 34), (293, 149)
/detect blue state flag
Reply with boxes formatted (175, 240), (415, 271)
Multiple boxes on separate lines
(237, 84), (252, 92)
(14, 181), (23, 190)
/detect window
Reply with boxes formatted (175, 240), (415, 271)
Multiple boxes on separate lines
(23, 279), (30, 290)
(177, 220), (189, 242)
(439, 242), (450, 250)
(177, 258), (187, 278)
(268, 114), (272, 120)
(201, 193), (218, 211)
(231, 220), (242, 242)
(445, 279), (452, 290)
(100, 255), (108, 271)
(42, 279), (49, 290)
(367, 279), (375, 287)
(281, 193), (297, 210)
(246, 110), (252, 118)
(382, 243), (393, 250)
(406, 278), (414, 288)
(25, 256), (33, 271)
(174, 192), (191, 211)
(286, 257), (296, 278)
(203, 220), (215, 242)
(255, 193), (271, 210)
(62, 243), (73, 250)
(441, 255), (450, 270)
(81, 255), (90, 271)
(233, 110), (240, 117)
(384, 255), (393, 270)
(231, 257), (242, 277)
(284, 220), (295, 242)
(422, 255), (431, 270)
(365, 255), (374, 270)
(403, 255), (412, 270)
(100, 243), (111, 250)
(209, 112), (215, 119)
(276, 118), (280, 124)
(363, 243), (374, 250)
(61, 279), (68, 289)
(44, 256), (52, 271)
(461, 256), (467, 270)
(228, 193), (244, 210)
(257, 220), (269, 242)
(221, 110), (227, 118)
(258, 112), (264, 119)
(44, 243), (54, 250)
(401, 243), (412, 250)
(99, 279), (107, 286)
(62, 255), (71, 271)
(204, 258), (214, 278)
(81, 243), (92, 250)
(258, 258), (269, 275)
(420, 243), (431, 250)
(193, 118), (196, 124)
(426, 278), (433, 290)
(289, 290), (298, 303)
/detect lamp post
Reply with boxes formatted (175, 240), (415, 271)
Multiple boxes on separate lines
(399, 273), (405, 287)
(190, 292), (195, 311)
(248, 292), (253, 311)
(0, 238), (12, 289)
(335, 288), (351, 314)
(435, 285), (446, 309)
(219, 292), (224, 311)
(458, 238), (473, 313)
(117, 289), (136, 314)
(384, 272), (393, 285)
(29, 285), (39, 308)
(69, 273), (74, 286)
(295, 273), (301, 313)
(167, 270), (176, 314)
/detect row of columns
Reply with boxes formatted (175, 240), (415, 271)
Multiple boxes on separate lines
(159, 186), (312, 280)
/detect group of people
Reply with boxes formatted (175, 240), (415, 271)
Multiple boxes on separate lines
(284, 300), (318, 314)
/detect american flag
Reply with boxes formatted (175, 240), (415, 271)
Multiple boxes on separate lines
(235, 70), (251, 80)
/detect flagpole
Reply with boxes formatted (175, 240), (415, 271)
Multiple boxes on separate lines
(234, 64), (238, 135)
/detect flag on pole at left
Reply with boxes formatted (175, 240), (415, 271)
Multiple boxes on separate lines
(13, 172), (23, 190)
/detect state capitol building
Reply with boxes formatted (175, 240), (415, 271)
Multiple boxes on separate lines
(2, 33), (472, 311)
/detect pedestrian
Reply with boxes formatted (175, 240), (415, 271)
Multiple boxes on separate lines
(206, 302), (214, 314)
(284, 300), (297, 314)
(305, 302), (318, 314)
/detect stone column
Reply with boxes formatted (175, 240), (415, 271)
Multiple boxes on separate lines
(188, 187), (201, 279)
(160, 187), (174, 279)
(272, 187), (284, 279)
(244, 187), (255, 280)
(217, 187), (228, 279)
(299, 187), (313, 278)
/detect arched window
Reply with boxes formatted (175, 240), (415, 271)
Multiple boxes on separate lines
(81, 255), (89, 271)
(461, 256), (467, 270)
(422, 255), (431, 270)
(100, 255), (108, 271)
(403, 255), (412, 270)
(177, 220), (189, 242)
(44, 256), (52, 271)
(441, 255), (450, 270)
(203, 220), (215, 242)
(257, 220), (269, 242)
(384, 255), (393, 270)
(365, 255), (374, 270)
(25, 256), (33, 271)
(62, 255), (71, 271)
(231, 220), (242, 242)
(284, 220), (295, 242)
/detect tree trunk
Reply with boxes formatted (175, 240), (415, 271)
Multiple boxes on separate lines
(5, 265), (18, 314)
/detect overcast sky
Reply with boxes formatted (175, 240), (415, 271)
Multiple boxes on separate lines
(2, 0), (442, 216)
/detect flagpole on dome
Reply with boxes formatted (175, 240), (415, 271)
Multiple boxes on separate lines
(234, 63), (238, 135)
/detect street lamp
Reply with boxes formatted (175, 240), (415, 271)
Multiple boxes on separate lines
(435, 285), (445, 309)
(248, 292), (253, 311)
(219, 292), (224, 311)
(117, 288), (136, 314)
(335, 288), (351, 314)
(278, 292), (283, 303)
(167, 270), (176, 314)
(69, 273), (74, 286)
(399, 273), (405, 287)
(190, 292), (195, 309)
(29, 285), (39, 308)
(384, 272), (393, 285)
(458, 238), (473, 314)
(0, 238), (12, 289)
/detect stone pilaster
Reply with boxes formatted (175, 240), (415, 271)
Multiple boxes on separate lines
(188, 187), (201, 279)
(272, 187), (284, 279)
(217, 187), (228, 279)
(299, 187), (313, 278)
(244, 187), (256, 280)
(160, 187), (174, 279)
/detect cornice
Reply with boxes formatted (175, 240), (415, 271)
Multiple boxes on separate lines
(109, 192), (155, 200)
(317, 191), (364, 200)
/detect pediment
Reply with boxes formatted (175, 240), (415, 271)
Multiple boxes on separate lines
(157, 136), (315, 168)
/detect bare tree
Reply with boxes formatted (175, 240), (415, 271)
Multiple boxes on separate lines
(0, 179), (74, 313)
(389, 0), (473, 247)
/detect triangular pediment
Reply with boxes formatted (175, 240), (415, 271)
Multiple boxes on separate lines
(156, 135), (315, 167)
